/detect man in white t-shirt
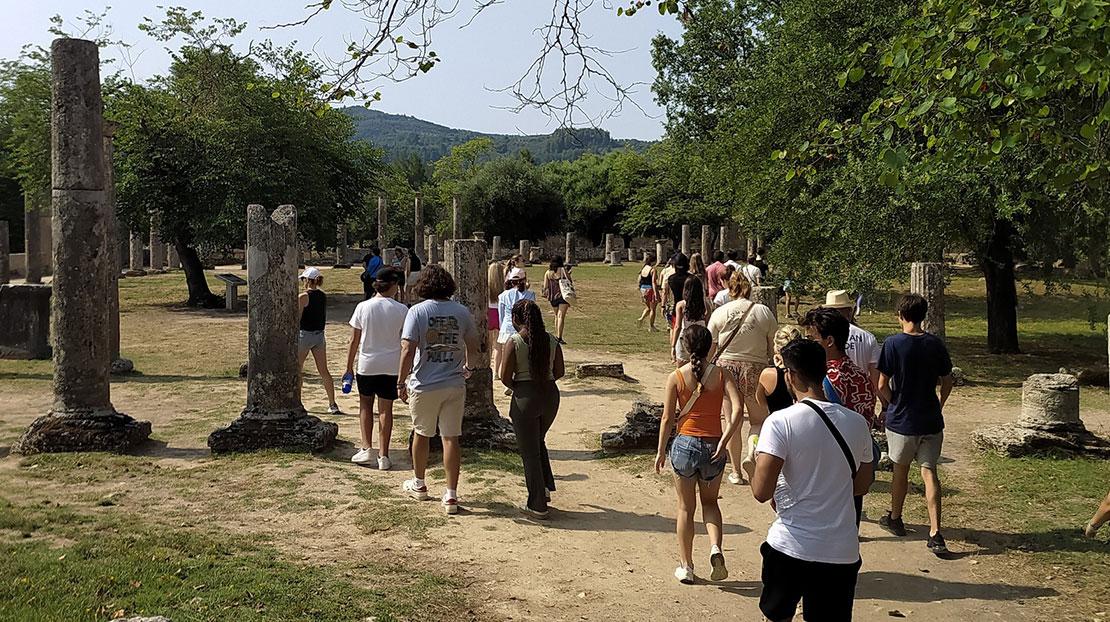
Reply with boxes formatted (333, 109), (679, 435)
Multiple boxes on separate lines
(345, 267), (410, 470)
(824, 289), (881, 390)
(740, 256), (762, 286)
(752, 338), (873, 621)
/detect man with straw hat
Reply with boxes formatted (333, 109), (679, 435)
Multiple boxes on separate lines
(822, 290), (880, 391)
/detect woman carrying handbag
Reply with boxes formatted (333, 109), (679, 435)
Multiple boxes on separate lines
(543, 255), (573, 345)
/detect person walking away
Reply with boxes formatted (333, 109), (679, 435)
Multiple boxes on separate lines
(345, 267), (408, 468)
(754, 247), (769, 278)
(498, 268), (537, 391)
(751, 338), (873, 621)
(670, 276), (708, 366)
(802, 307), (878, 525)
(739, 255), (762, 286)
(360, 247), (383, 300)
(724, 250), (741, 271)
(655, 324), (743, 584)
(661, 253), (691, 330)
(405, 248), (423, 303)
(877, 293), (954, 556)
(750, 325), (804, 481)
(712, 264), (736, 310)
(637, 253), (660, 331)
(690, 253), (708, 299)
(783, 276), (801, 319)
(487, 261), (506, 376)
(543, 256), (571, 345)
(397, 265), (480, 515)
(824, 290), (881, 393)
(1085, 490), (1110, 538)
(708, 271), (777, 485)
(499, 299), (565, 519)
(706, 251), (727, 300)
(297, 267), (340, 414)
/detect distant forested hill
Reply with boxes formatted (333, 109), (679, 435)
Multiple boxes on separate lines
(342, 106), (651, 162)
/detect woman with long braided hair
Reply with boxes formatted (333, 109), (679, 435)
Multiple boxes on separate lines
(499, 298), (565, 519)
(654, 323), (743, 585)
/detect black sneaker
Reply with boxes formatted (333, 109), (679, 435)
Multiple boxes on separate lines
(927, 532), (949, 556)
(879, 512), (907, 536)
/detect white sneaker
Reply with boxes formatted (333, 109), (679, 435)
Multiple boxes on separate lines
(351, 448), (373, 464)
(443, 492), (459, 515)
(328, 403), (342, 415)
(377, 455), (392, 471)
(709, 547), (728, 581)
(403, 479), (429, 500)
(674, 565), (695, 585)
(727, 472), (743, 485)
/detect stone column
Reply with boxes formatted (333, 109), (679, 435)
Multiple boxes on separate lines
(377, 196), (387, 249)
(681, 225), (691, 256)
(208, 204), (338, 453)
(23, 194), (50, 284)
(604, 233), (614, 264)
(910, 261), (945, 340)
(129, 229), (144, 271)
(627, 247), (635, 262)
(752, 285), (780, 323)
(103, 122), (132, 374)
(427, 232), (440, 264)
(0, 221), (8, 285)
(413, 194), (424, 263)
(15, 38), (150, 454)
(443, 239), (514, 448)
(452, 196), (462, 240)
(719, 225), (728, 252)
(655, 239), (667, 265)
(492, 235), (502, 260)
(565, 232), (573, 265)
(529, 246), (542, 264)
(166, 245), (180, 269)
(335, 220), (349, 267)
(701, 225), (711, 259)
(518, 239), (528, 260)
(747, 238), (757, 260)
(609, 251), (623, 267)
(149, 212), (164, 271)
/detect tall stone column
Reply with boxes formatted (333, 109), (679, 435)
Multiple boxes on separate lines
(149, 212), (164, 271)
(655, 239), (667, 265)
(565, 232), (573, 265)
(23, 194), (50, 284)
(14, 38), (150, 454)
(492, 235), (502, 260)
(166, 245), (180, 269)
(681, 225), (691, 256)
(604, 233), (614, 264)
(747, 237), (757, 260)
(719, 225), (728, 252)
(752, 286), (780, 323)
(443, 239), (514, 448)
(413, 194), (424, 263)
(427, 232), (439, 264)
(129, 229), (144, 271)
(518, 239), (528, 260)
(377, 196), (387, 249)
(910, 261), (946, 340)
(701, 225), (711, 259)
(452, 196), (462, 240)
(335, 219), (349, 268)
(0, 221), (8, 285)
(208, 205), (337, 453)
(103, 122), (133, 374)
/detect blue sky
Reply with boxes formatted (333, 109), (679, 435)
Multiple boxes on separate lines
(0, 1), (681, 140)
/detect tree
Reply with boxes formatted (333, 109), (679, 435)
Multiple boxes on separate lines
(457, 156), (564, 243)
(0, 48), (52, 244)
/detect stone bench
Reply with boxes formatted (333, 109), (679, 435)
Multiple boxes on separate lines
(215, 273), (247, 312)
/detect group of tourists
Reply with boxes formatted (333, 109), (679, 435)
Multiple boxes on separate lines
(293, 251), (573, 518)
(653, 247), (958, 619)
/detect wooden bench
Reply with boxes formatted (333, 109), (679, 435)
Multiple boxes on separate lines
(215, 273), (247, 312)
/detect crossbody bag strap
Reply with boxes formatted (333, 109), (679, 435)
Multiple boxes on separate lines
(800, 399), (857, 479)
(712, 301), (755, 365)
(674, 364), (716, 429)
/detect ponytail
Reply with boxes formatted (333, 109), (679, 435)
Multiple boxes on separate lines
(512, 299), (551, 379)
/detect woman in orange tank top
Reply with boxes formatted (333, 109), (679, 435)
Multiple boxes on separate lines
(654, 324), (743, 585)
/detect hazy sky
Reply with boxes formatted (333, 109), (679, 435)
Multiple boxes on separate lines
(0, 1), (682, 140)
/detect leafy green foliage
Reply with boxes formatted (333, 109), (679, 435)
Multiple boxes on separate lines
(456, 155), (565, 242)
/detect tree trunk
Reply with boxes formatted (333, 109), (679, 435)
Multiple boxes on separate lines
(980, 219), (1020, 354)
(177, 239), (219, 307)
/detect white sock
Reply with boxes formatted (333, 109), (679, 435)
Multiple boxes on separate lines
(445, 488), (457, 500)
(711, 544), (722, 556)
(414, 478), (425, 489)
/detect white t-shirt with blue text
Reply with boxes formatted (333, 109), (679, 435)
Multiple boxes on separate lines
(401, 299), (478, 392)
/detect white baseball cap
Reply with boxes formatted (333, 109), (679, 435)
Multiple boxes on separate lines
(299, 267), (322, 280)
(507, 267), (526, 281)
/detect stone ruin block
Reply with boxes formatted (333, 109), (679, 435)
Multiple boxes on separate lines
(972, 373), (1110, 458)
(0, 283), (51, 360)
(576, 362), (630, 380)
(601, 400), (663, 451)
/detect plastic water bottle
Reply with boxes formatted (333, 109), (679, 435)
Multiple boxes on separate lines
(342, 372), (354, 394)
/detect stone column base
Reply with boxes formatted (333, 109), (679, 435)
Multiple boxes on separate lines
(12, 408), (152, 454)
(110, 357), (135, 375)
(461, 415), (517, 450)
(972, 421), (1110, 458)
(207, 407), (338, 453)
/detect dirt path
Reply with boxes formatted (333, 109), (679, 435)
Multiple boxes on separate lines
(396, 351), (1062, 621)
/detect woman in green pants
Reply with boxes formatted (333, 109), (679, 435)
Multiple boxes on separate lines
(499, 299), (565, 519)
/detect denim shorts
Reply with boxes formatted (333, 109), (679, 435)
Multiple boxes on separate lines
(669, 434), (726, 481)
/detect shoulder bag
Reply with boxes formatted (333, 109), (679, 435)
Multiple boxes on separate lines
(557, 268), (577, 306)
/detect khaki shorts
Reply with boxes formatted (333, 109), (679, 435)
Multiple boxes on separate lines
(886, 430), (943, 469)
(409, 385), (466, 438)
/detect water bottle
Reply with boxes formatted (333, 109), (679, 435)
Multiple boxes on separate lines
(342, 372), (354, 394)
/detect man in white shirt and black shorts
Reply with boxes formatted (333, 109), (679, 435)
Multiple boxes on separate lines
(751, 338), (874, 621)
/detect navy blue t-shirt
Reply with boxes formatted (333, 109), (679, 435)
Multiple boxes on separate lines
(878, 332), (953, 436)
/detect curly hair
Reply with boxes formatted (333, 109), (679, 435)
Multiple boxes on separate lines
(728, 269), (752, 300)
(512, 299), (550, 380)
(415, 264), (456, 300)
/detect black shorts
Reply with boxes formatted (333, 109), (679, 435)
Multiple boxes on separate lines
(550, 297), (567, 309)
(759, 541), (861, 622)
(356, 374), (399, 401)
